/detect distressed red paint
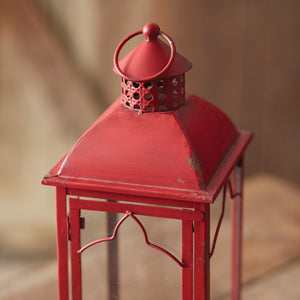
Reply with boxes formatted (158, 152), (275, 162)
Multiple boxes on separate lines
(42, 23), (252, 300)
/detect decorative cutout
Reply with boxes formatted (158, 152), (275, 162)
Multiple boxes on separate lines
(145, 94), (153, 101)
(133, 93), (140, 100)
(209, 180), (243, 258)
(158, 80), (165, 88)
(144, 82), (153, 89)
(172, 77), (178, 86)
(120, 74), (185, 112)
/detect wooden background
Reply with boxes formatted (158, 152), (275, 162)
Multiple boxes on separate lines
(0, 0), (299, 298)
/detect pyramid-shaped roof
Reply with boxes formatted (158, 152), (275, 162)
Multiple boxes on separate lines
(42, 94), (252, 203)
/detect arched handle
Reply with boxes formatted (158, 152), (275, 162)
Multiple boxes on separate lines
(113, 23), (176, 82)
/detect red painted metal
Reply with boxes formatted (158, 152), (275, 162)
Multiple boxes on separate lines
(120, 74), (186, 112)
(42, 23), (253, 300)
(194, 204), (210, 300)
(113, 23), (187, 112)
(42, 96), (251, 202)
(209, 183), (227, 258)
(70, 207), (82, 300)
(67, 188), (195, 208)
(114, 23), (191, 81)
(114, 23), (177, 82)
(55, 188), (69, 300)
(69, 198), (203, 222)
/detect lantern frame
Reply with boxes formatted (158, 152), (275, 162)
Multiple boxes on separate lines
(42, 23), (252, 300)
(44, 137), (250, 300)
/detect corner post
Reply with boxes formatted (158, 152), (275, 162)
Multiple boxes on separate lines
(194, 203), (210, 300)
(231, 157), (244, 300)
(70, 205), (82, 300)
(56, 187), (69, 300)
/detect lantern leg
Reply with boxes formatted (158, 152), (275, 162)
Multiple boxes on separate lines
(70, 207), (82, 300)
(182, 220), (193, 300)
(231, 157), (244, 300)
(56, 187), (69, 300)
(107, 207), (119, 300)
(194, 204), (210, 300)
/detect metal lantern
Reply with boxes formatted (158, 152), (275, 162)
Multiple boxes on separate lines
(42, 23), (252, 300)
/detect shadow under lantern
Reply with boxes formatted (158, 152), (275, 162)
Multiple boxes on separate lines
(42, 23), (253, 300)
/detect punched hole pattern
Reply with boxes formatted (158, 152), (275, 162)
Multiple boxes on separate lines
(121, 74), (185, 112)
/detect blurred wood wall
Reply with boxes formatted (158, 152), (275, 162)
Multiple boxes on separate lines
(0, 0), (299, 255)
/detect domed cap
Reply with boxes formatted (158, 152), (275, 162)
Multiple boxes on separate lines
(113, 23), (192, 82)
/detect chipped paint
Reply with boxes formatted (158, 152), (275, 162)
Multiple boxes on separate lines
(178, 178), (184, 184)
(187, 152), (202, 175)
(187, 152), (205, 188)
(57, 155), (70, 176)
(54, 179), (68, 185)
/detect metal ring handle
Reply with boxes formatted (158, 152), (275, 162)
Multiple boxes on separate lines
(113, 27), (176, 82)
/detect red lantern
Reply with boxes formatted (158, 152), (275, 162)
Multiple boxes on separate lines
(42, 23), (252, 300)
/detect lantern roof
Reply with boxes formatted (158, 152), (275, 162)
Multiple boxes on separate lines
(42, 23), (252, 203)
(113, 23), (192, 81)
(42, 95), (252, 203)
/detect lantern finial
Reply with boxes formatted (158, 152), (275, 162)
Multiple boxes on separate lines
(142, 23), (160, 41)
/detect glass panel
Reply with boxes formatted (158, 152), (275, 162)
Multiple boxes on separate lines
(79, 208), (181, 300)
(119, 215), (181, 300)
(80, 210), (109, 300)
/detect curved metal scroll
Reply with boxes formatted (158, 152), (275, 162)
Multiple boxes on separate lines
(78, 211), (183, 267)
(209, 179), (243, 258)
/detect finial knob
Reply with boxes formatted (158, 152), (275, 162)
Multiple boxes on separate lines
(143, 23), (160, 41)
